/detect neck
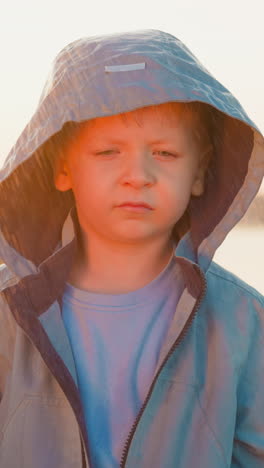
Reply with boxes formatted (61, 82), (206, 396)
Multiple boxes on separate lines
(67, 228), (175, 294)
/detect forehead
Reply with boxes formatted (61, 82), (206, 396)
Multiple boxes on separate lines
(77, 102), (195, 138)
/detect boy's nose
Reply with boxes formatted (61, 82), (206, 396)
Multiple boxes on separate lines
(121, 152), (156, 187)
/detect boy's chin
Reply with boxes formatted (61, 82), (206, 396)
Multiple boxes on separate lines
(108, 227), (168, 245)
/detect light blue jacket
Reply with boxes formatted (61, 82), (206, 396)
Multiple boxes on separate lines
(0, 29), (264, 468)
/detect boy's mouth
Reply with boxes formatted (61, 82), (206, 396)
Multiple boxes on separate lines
(116, 201), (153, 210)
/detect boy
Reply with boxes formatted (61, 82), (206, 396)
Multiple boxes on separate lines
(0, 29), (264, 468)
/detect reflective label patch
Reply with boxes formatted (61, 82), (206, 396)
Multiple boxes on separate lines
(104, 62), (146, 72)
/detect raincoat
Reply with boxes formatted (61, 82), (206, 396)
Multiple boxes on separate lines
(0, 29), (264, 468)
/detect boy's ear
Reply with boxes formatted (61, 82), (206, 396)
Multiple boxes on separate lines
(191, 160), (206, 197)
(191, 145), (212, 197)
(191, 172), (205, 197)
(53, 156), (72, 192)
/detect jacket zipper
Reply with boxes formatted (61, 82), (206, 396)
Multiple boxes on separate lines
(120, 269), (207, 468)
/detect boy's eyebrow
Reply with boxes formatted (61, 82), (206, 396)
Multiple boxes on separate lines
(92, 138), (176, 146)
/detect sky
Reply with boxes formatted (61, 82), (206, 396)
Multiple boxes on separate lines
(1, 0), (264, 183)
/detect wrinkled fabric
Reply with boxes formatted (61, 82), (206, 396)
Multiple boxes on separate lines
(0, 29), (264, 468)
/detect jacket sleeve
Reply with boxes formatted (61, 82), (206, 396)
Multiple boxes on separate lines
(232, 294), (264, 467)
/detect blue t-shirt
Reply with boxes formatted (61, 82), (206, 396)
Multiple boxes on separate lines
(62, 253), (181, 467)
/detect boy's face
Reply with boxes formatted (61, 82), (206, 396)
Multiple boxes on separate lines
(55, 103), (207, 247)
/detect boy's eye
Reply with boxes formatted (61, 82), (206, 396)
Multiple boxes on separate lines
(96, 149), (118, 156)
(154, 150), (177, 158)
(95, 149), (178, 158)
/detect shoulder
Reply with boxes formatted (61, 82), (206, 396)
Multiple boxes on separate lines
(203, 262), (264, 371)
(206, 261), (264, 307)
(204, 261), (264, 341)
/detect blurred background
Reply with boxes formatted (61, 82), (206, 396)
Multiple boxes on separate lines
(0, 0), (263, 292)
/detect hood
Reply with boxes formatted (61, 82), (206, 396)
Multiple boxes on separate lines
(1, 28), (263, 280)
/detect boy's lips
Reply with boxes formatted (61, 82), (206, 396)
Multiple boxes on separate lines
(116, 201), (153, 209)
